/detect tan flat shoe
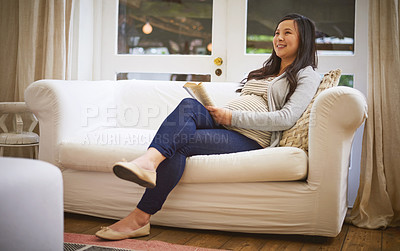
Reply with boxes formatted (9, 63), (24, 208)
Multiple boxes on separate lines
(113, 162), (156, 188)
(95, 223), (150, 240)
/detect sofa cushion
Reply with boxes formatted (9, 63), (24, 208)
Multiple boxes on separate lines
(180, 146), (307, 183)
(59, 128), (308, 183)
(59, 128), (156, 172)
(279, 69), (342, 153)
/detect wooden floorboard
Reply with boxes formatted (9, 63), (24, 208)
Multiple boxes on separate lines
(64, 213), (115, 235)
(64, 212), (399, 250)
(382, 227), (400, 251)
(146, 225), (199, 244)
(183, 231), (233, 249)
(342, 225), (382, 251)
(219, 234), (268, 250)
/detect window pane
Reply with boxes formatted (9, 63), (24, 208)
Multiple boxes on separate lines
(118, 0), (213, 55)
(338, 75), (354, 88)
(246, 0), (355, 55)
(117, 72), (211, 82)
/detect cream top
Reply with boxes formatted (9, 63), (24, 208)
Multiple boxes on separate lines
(224, 77), (275, 147)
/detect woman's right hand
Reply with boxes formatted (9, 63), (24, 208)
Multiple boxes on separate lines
(206, 106), (232, 126)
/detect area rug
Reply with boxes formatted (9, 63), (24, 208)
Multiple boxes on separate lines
(64, 232), (222, 251)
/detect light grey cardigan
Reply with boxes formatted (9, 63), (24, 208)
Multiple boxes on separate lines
(230, 66), (321, 147)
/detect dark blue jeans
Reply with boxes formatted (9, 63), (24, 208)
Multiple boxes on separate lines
(137, 98), (262, 214)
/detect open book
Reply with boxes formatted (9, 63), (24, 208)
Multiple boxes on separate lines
(183, 82), (215, 107)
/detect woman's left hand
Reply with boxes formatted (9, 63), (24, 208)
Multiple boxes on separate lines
(206, 106), (232, 126)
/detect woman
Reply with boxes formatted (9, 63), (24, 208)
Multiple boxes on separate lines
(95, 13), (321, 240)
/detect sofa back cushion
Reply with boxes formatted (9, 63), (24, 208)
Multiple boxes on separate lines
(114, 80), (239, 130)
(279, 69), (342, 153)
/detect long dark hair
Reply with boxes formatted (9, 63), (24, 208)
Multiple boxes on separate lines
(241, 14), (317, 101)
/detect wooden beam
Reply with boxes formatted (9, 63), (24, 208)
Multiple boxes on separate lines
(124, 1), (212, 19)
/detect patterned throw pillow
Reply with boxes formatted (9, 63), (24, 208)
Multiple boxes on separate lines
(279, 69), (342, 154)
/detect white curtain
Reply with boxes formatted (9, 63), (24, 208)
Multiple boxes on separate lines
(349, 0), (400, 228)
(0, 0), (75, 102)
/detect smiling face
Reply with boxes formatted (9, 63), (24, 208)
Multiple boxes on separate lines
(273, 20), (300, 66)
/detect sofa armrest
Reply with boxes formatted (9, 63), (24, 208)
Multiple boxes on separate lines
(24, 80), (117, 166)
(307, 86), (367, 233)
(308, 86), (367, 188)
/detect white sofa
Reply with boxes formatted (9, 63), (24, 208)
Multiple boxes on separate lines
(24, 79), (367, 237)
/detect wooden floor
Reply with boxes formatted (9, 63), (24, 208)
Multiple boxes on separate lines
(64, 212), (400, 251)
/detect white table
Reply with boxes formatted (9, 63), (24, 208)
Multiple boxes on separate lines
(0, 157), (63, 251)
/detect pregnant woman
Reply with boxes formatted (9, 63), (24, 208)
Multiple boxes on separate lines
(95, 13), (321, 240)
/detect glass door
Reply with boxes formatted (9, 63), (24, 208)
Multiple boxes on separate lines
(225, 0), (367, 207)
(226, 0), (360, 82)
(101, 0), (228, 82)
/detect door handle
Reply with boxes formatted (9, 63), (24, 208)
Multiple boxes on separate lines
(214, 57), (223, 66)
